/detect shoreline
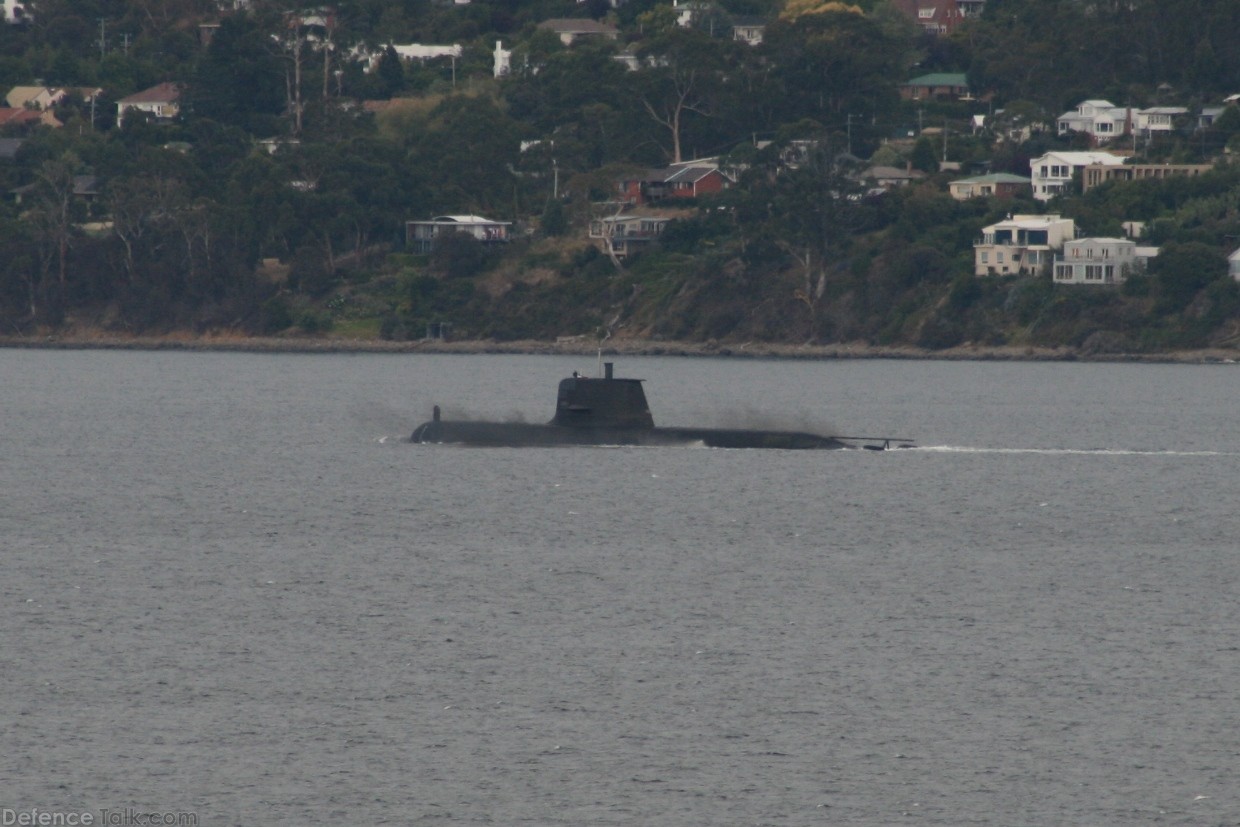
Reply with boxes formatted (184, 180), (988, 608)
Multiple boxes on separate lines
(1, 332), (1238, 364)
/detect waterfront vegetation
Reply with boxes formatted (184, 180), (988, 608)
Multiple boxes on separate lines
(3, 0), (1240, 352)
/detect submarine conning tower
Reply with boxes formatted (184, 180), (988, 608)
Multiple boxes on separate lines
(551, 361), (655, 429)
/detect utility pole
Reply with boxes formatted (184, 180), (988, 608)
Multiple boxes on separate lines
(97, 19), (107, 59)
(846, 113), (853, 156)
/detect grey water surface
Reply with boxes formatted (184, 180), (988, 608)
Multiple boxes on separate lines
(3, 350), (1238, 825)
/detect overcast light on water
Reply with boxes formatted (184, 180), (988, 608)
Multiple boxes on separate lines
(3, 350), (1239, 825)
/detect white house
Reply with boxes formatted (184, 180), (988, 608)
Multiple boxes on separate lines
(1053, 237), (1137, 285)
(1229, 247), (1240, 281)
(2, 0), (29, 23)
(1030, 151), (1125, 201)
(493, 40), (511, 77)
(975, 214), (1076, 276)
(405, 215), (511, 254)
(1134, 106), (1187, 138)
(731, 18), (765, 45)
(673, 0), (713, 27)
(356, 43), (463, 73)
(116, 82), (181, 128)
(1056, 100), (1131, 142)
(589, 214), (673, 259)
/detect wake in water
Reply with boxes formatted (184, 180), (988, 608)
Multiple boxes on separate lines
(911, 445), (1235, 457)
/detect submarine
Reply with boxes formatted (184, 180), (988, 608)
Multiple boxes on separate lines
(411, 362), (912, 450)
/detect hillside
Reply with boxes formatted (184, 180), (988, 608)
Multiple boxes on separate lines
(2, 0), (1240, 354)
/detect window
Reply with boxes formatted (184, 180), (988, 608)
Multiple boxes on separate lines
(997, 252), (1004, 263)
(980, 251), (989, 263)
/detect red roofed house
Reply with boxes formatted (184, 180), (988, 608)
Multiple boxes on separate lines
(0, 107), (61, 129)
(891, 0), (964, 34)
(617, 161), (731, 206)
(116, 82), (181, 128)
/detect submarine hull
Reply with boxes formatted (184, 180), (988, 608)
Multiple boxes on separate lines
(409, 363), (893, 450)
(410, 419), (846, 449)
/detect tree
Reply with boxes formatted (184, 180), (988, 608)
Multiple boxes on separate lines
(187, 15), (287, 133)
(910, 136), (938, 173)
(763, 9), (907, 127)
(1151, 241), (1227, 311)
(431, 231), (490, 279)
(376, 45), (405, 98)
(635, 29), (730, 163)
(26, 156), (82, 319)
(107, 175), (187, 285)
(733, 140), (866, 341)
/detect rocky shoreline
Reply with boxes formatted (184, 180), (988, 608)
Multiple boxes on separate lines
(2, 332), (1238, 364)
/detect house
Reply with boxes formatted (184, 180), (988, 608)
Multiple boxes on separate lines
(899, 73), (970, 101)
(361, 43), (462, 72)
(6, 86), (102, 111)
(672, 0), (713, 27)
(589, 213), (674, 259)
(0, 107), (61, 129)
(987, 108), (1051, 143)
(493, 40), (512, 77)
(1080, 162), (1213, 193)
(536, 18), (619, 45)
(1029, 151), (1125, 201)
(956, 0), (985, 18)
(948, 172), (1030, 200)
(1053, 237), (1137, 285)
(116, 82), (181, 127)
(405, 215), (511, 253)
(1134, 106), (1187, 138)
(1230, 247), (1240, 281)
(974, 214), (1076, 276)
(0, 137), (24, 159)
(1198, 106), (1226, 130)
(3, 0), (29, 23)
(9, 175), (99, 206)
(6, 86), (66, 110)
(732, 18), (765, 45)
(891, 0), (964, 34)
(617, 161), (730, 206)
(858, 165), (925, 191)
(1056, 100), (1131, 143)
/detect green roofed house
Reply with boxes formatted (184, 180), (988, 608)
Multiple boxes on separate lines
(900, 73), (971, 101)
(948, 172), (1031, 200)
